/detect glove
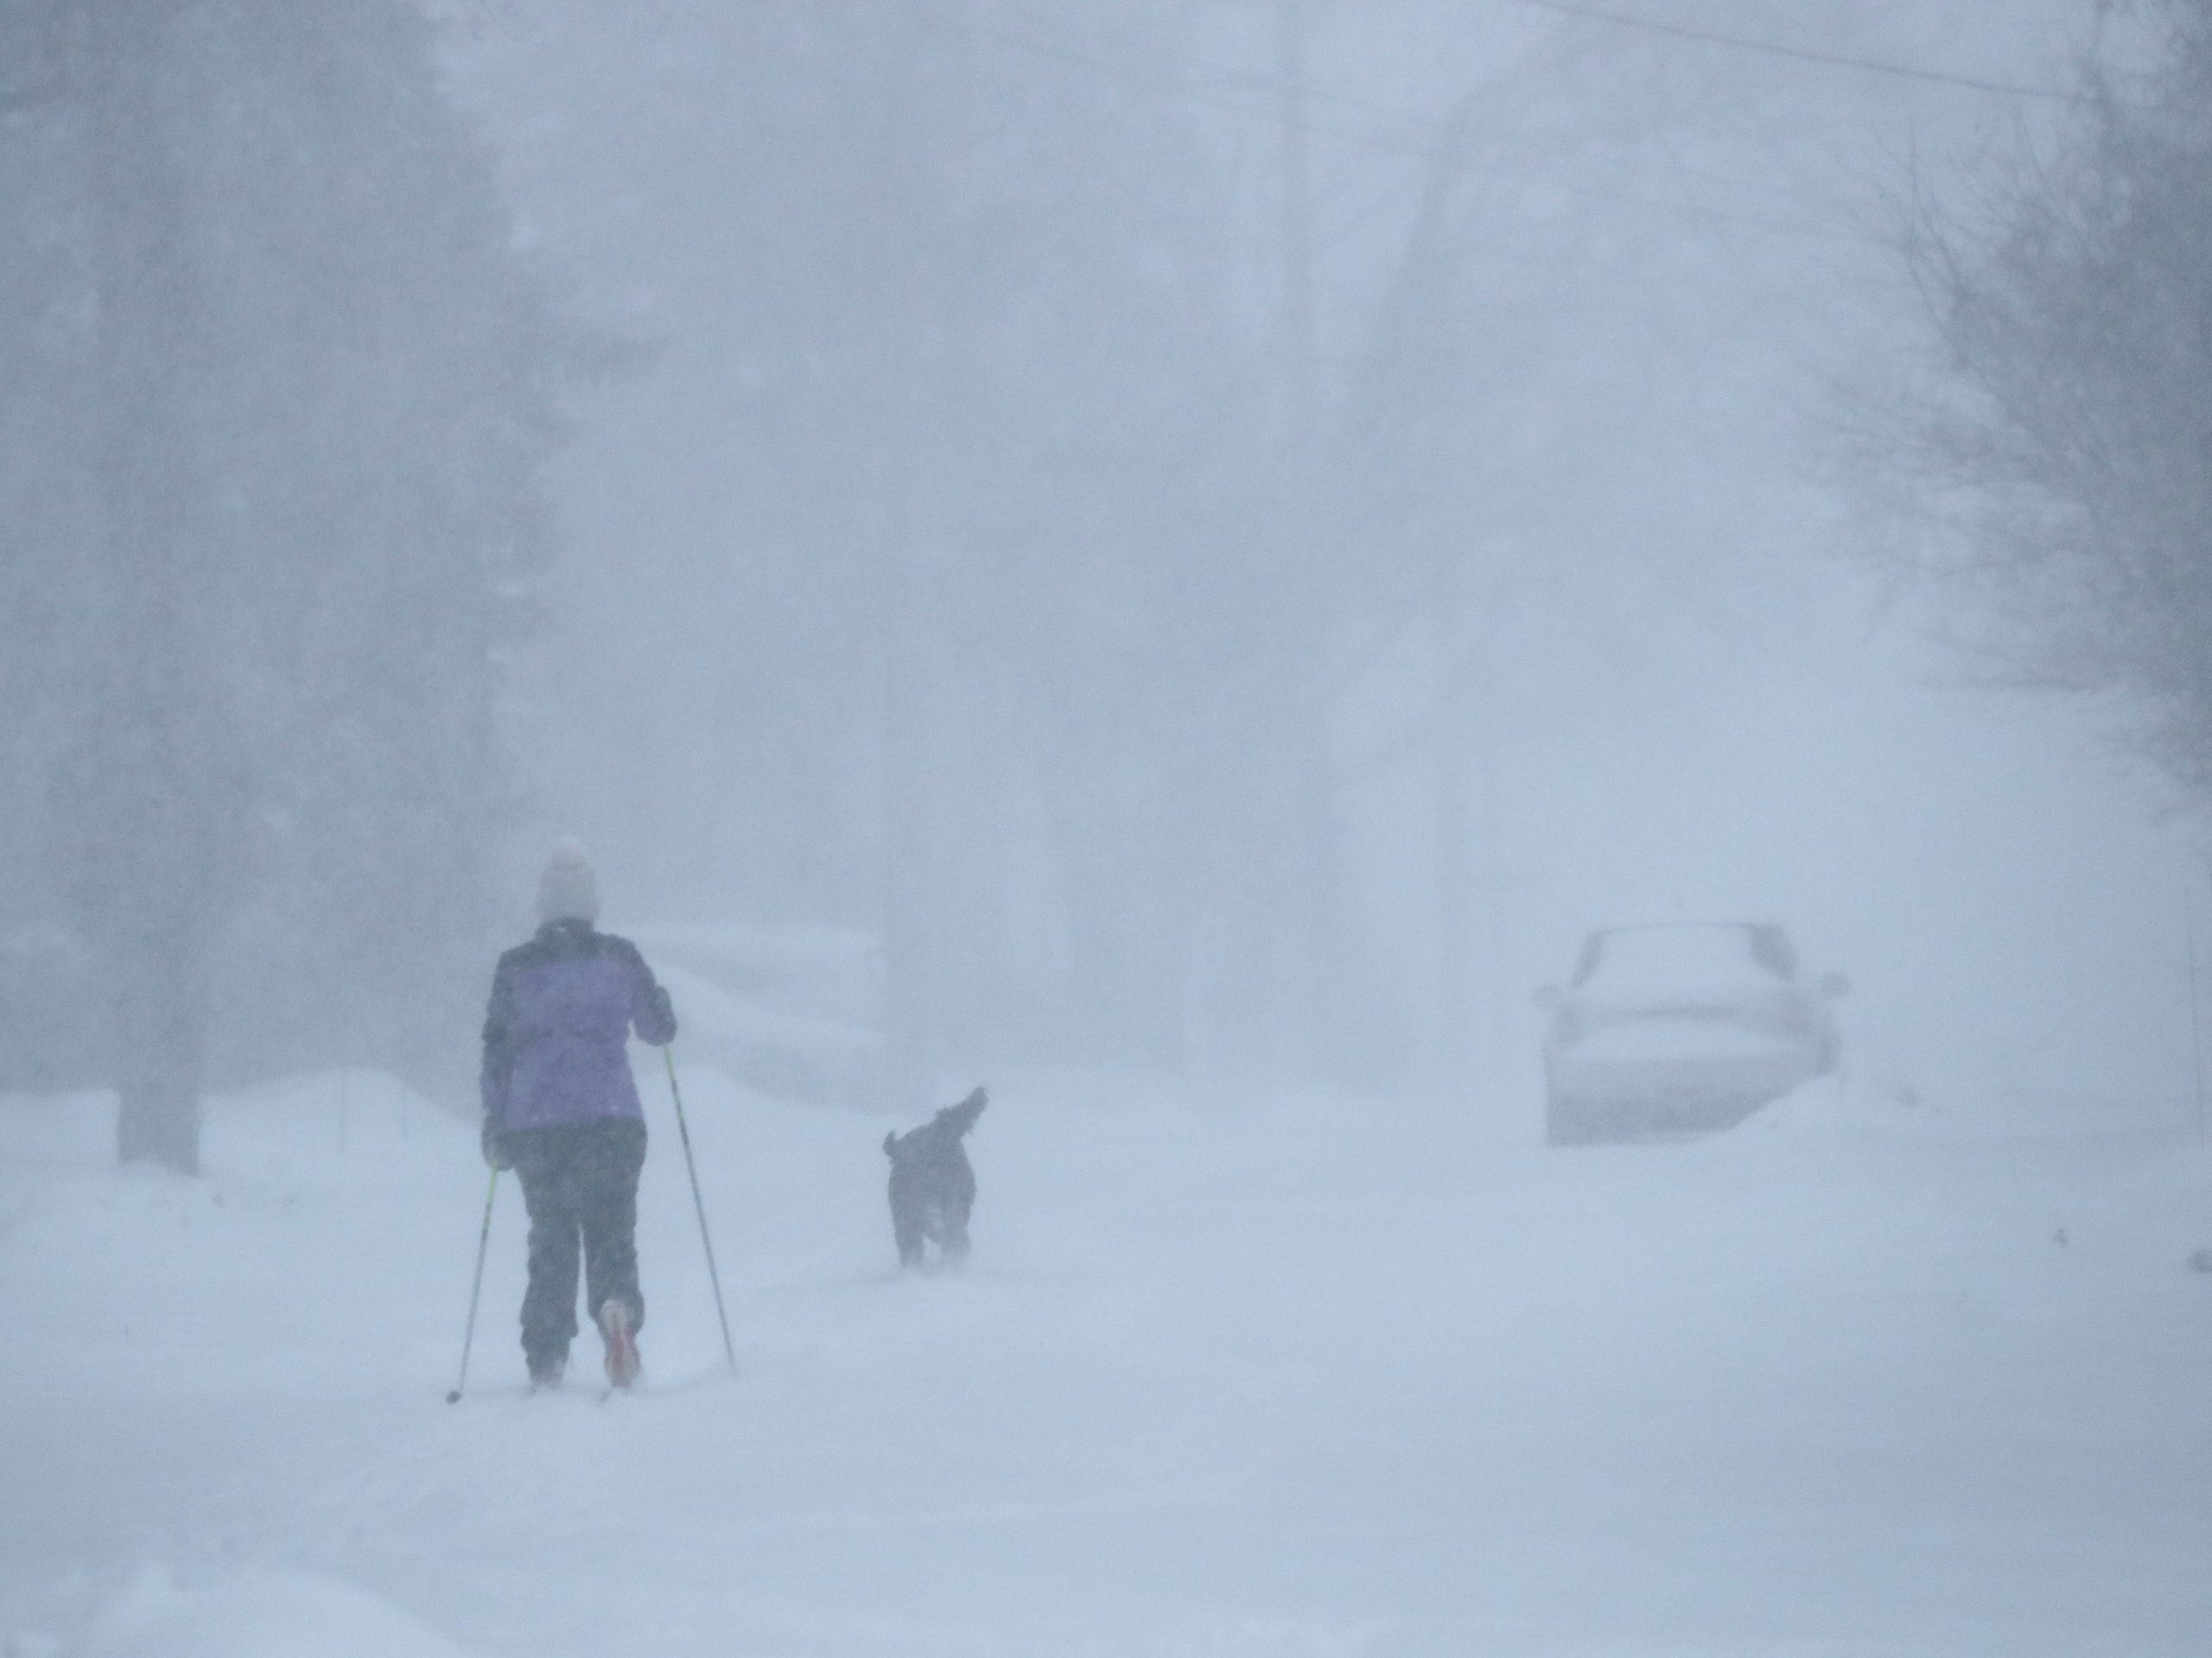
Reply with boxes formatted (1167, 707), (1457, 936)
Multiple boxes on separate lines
(649, 982), (676, 1037)
(480, 1117), (512, 1172)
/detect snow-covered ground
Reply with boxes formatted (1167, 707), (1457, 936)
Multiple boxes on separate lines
(3, 1065), (2209, 1655)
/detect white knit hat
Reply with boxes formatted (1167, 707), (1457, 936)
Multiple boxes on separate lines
(536, 838), (600, 925)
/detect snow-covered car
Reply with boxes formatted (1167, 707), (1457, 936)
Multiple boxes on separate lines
(625, 923), (883, 1107)
(1535, 921), (1847, 1145)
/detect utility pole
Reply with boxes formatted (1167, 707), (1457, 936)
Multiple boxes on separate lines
(2189, 886), (2207, 1144)
(869, 7), (944, 1112)
(1275, 0), (1318, 448)
(1271, 0), (1354, 1078)
(1351, 90), (1499, 1102)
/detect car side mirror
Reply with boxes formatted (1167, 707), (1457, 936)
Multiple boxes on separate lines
(1532, 985), (1565, 1012)
(1816, 971), (1852, 1000)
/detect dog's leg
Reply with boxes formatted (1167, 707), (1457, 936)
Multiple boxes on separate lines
(893, 1214), (926, 1269)
(889, 1179), (927, 1269)
(940, 1193), (971, 1267)
(940, 1153), (975, 1267)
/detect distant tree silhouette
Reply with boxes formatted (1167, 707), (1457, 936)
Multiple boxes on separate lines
(2, 2), (568, 1167)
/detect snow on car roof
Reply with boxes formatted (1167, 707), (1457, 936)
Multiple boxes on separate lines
(1573, 921), (1797, 998)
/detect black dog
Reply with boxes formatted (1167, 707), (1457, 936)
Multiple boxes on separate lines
(882, 1088), (987, 1270)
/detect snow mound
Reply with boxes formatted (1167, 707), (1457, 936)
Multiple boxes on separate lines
(654, 962), (880, 1061)
(87, 1566), (480, 1658)
(1716, 1074), (1947, 1147)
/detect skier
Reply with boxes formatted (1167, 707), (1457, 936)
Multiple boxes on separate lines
(479, 841), (677, 1390)
(882, 1087), (988, 1270)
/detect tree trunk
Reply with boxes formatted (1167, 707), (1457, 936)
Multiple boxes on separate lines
(80, 0), (224, 1172)
(1433, 557), (1504, 1108)
(111, 923), (205, 1172)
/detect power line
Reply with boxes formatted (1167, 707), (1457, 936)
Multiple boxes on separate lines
(1495, 0), (2085, 104)
(853, 0), (1855, 245)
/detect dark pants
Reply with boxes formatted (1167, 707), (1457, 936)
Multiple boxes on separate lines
(509, 1119), (647, 1372)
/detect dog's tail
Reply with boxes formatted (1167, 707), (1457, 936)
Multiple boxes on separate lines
(938, 1087), (988, 1136)
(882, 1130), (899, 1159)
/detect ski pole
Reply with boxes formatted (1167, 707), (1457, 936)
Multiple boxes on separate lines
(447, 1165), (499, 1404)
(664, 1046), (737, 1375)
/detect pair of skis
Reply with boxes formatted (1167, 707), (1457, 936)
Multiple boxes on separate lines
(526, 1312), (638, 1401)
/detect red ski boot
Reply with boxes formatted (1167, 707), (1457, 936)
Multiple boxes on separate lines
(597, 1299), (641, 1391)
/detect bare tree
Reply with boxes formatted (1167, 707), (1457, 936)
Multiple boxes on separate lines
(1856, 0), (2212, 804)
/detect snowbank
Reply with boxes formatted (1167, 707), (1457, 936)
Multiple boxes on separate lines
(86, 1566), (479, 1658)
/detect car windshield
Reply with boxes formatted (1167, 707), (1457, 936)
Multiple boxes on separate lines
(1573, 924), (1796, 997)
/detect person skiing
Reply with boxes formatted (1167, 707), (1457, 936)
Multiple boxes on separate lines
(479, 841), (677, 1390)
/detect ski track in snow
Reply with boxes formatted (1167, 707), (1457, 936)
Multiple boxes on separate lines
(2, 1068), (2209, 1655)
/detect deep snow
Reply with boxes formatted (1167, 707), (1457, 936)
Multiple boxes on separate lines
(2, 1064), (2209, 1655)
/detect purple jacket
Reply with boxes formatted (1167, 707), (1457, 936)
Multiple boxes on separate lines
(480, 919), (677, 1131)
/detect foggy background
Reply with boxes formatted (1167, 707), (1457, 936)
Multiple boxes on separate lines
(3, 0), (2202, 1136)
(13, 5), (2212, 1654)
